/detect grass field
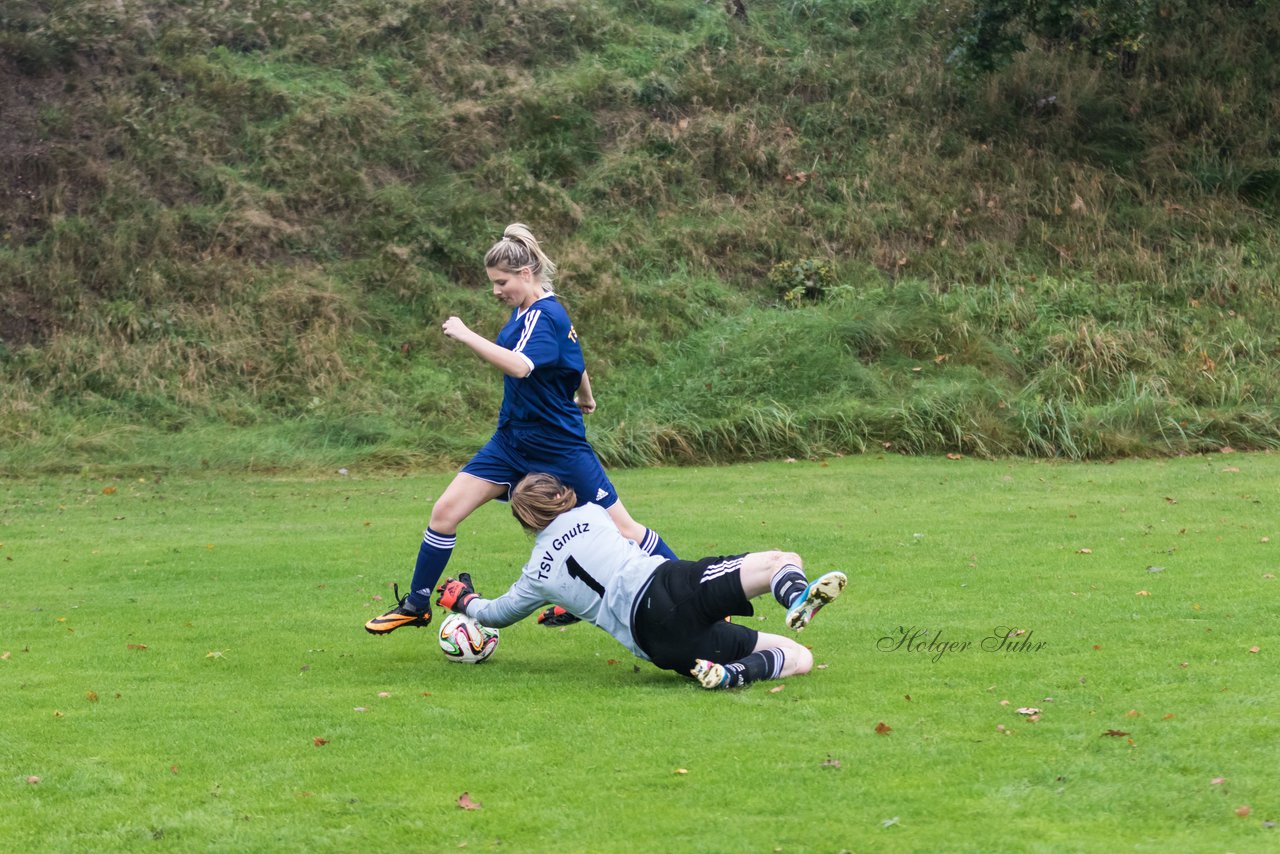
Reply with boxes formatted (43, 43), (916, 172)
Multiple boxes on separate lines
(3, 454), (1278, 852)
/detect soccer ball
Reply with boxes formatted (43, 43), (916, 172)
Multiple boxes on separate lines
(438, 613), (499, 664)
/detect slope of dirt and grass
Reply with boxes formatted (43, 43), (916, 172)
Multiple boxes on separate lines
(2, 0), (1279, 473)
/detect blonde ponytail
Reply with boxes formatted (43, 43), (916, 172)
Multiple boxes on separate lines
(484, 223), (557, 291)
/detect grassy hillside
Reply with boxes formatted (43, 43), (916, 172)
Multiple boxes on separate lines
(2, 0), (1279, 473)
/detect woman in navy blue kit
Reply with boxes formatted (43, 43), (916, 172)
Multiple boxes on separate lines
(365, 223), (677, 634)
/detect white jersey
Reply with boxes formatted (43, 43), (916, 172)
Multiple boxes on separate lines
(465, 503), (666, 660)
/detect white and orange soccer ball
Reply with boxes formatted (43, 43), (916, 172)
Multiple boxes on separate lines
(438, 613), (499, 663)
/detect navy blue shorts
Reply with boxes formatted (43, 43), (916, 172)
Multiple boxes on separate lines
(461, 425), (618, 509)
(632, 555), (759, 676)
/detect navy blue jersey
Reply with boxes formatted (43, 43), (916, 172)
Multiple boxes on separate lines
(495, 294), (586, 438)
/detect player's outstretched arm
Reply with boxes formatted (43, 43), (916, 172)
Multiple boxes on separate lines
(442, 316), (531, 377)
(459, 572), (548, 628)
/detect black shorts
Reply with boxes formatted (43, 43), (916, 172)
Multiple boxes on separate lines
(632, 555), (759, 677)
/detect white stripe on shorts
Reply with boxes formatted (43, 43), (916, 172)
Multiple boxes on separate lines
(700, 556), (743, 584)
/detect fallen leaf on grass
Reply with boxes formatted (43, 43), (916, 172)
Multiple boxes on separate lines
(27, 776), (40, 784)
(1136, 590), (1151, 596)
(875, 721), (892, 735)
(457, 792), (482, 810)
(1101, 730), (1129, 737)
(1016, 707), (1040, 716)
(1126, 710), (1141, 718)
(769, 684), (785, 694)
(820, 756), (841, 769)
(102, 486), (117, 495)
(1248, 646), (1261, 654)
(1076, 548), (1093, 554)
(313, 737), (329, 747)
(1236, 805), (1251, 817)
(1211, 777), (1227, 785)
(674, 768), (688, 775)
(85, 691), (98, 702)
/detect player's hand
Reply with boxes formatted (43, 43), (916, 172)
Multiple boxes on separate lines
(575, 394), (596, 415)
(435, 572), (479, 614)
(537, 605), (582, 627)
(441, 316), (471, 341)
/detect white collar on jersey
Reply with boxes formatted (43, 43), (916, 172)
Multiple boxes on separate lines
(515, 292), (556, 319)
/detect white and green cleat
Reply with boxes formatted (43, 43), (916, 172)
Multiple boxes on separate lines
(690, 658), (729, 689)
(785, 571), (847, 631)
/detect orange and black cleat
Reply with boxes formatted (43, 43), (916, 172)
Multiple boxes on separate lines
(536, 605), (581, 628)
(365, 583), (433, 634)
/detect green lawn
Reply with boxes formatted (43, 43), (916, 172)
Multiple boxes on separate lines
(3, 454), (1278, 852)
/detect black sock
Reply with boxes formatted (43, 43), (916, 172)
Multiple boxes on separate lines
(771, 565), (808, 608)
(722, 648), (786, 688)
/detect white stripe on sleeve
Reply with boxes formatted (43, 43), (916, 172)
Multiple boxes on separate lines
(513, 309), (542, 354)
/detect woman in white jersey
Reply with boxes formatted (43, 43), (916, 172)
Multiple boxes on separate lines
(365, 224), (676, 636)
(435, 473), (847, 689)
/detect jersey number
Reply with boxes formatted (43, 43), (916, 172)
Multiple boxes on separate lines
(565, 556), (605, 598)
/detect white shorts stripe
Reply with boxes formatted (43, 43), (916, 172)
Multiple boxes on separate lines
(700, 556), (743, 584)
